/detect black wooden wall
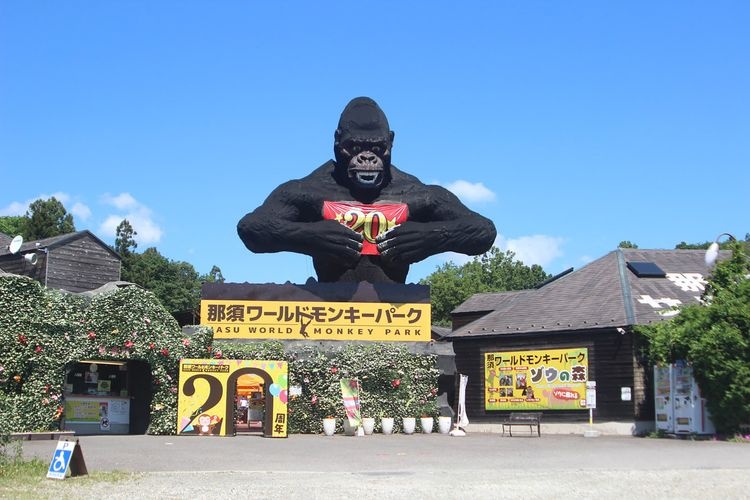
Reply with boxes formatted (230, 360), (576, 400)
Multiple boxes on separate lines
(451, 328), (652, 423)
(0, 253), (47, 283)
(46, 235), (121, 292)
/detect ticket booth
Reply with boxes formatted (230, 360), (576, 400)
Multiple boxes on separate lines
(62, 360), (152, 435)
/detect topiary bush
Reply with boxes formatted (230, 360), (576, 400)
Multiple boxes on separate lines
(0, 274), (440, 435)
(0, 275), (212, 435)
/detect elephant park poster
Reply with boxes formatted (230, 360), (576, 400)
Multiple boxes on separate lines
(484, 348), (589, 410)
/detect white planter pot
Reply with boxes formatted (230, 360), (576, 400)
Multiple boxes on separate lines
(362, 417), (376, 435)
(402, 417), (416, 434)
(438, 416), (453, 434)
(380, 417), (394, 435)
(322, 418), (336, 436)
(420, 417), (434, 434)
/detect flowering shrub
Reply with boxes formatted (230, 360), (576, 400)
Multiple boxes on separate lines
(0, 275), (440, 435)
(0, 275), (212, 435)
(287, 343), (439, 434)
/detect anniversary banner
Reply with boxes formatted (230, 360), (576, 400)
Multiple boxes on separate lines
(484, 347), (589, 410)
(177, 358), (288, 438)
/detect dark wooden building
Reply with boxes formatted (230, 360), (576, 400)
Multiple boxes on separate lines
(0, 230), (121, 292)
(446, 248), (726, 433)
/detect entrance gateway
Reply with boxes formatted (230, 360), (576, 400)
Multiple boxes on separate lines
(177, 359), (288, 438)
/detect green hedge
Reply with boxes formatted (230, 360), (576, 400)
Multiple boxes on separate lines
(0, 275), (438, 435)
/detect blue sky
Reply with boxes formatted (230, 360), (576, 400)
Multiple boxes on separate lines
(1, 2), (748, 284)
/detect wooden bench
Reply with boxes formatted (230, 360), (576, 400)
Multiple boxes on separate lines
(502, 412), (542, 437)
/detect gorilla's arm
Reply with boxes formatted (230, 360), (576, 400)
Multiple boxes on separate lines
(376, 185), (496, 264)
(237, 180), (363, 265)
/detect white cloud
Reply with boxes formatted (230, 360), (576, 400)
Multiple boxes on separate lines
(0, 201), (29, 216)
(102, 193), (138, 210)
(99, 193), (162, 245)
(496, 234), (565, 267)
(71, 202), (92, 221)
(441, 180), (496, 203)
(0, 192), (72, 216)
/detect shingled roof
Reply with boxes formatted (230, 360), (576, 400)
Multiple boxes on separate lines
(0, 230), (120, 260)
(448, 248), (727, 339)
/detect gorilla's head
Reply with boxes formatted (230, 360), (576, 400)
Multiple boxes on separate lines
(334, 97), (395, 191)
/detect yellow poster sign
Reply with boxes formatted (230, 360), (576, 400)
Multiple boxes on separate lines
(484, 348), (589, 410)
(177, 359), (288, 437)
(64, 399), (100, 422)
(201, 300), (430, 342)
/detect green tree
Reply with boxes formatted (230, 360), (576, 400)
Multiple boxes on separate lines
(420, 247), (550, 326)
(114, 219), (138, 256)
(0, 216), (26, 237)
(122, 248), (201, 322)
(676, 234), (749, 252)
(23, 197), (75, 240)
(618, 240), (638, 249)
(637, 240), (750, 434)
(202, 265), (225, 283)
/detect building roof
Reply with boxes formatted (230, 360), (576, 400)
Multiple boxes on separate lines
(0, 230), (121, 260)
(448, 248), (728, 339)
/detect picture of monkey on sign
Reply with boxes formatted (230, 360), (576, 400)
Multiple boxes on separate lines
(237, 97), (496, 284)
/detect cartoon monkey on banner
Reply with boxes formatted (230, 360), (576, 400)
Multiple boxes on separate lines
(238, 97), (496, 284)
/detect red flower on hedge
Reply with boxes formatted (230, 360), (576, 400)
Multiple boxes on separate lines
(87, 331), (96, 340)
(124, 340), (134, 349)
(160, 348), (169, 356)
(148, 342), (155, 350)
(330, 366), (338, 374)
(391, 379), (401, 388)
(18, 334), (28, 345)
(213, 350), (223, 359)
(311, 394), (318, 405)
(34, 345), (43, 354)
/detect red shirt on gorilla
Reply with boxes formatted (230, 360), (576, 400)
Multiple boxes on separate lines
(237, 97), (496, 284)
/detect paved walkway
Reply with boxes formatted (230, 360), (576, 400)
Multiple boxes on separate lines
(18, 432), (750, 499)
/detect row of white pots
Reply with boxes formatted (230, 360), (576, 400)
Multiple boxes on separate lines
(323, 416), (453, 436)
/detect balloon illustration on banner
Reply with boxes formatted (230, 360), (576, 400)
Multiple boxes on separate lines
(177, 359), (289, 437)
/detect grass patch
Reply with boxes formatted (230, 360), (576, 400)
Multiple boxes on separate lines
(1, 439), (134, 499)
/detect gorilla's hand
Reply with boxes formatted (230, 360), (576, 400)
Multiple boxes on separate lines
(375, 221), (448, 264)
(307, 220), (363, 266)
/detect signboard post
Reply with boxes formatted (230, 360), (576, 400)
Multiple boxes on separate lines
(47, 439), (87, 480)
(584, 381), (600, 438)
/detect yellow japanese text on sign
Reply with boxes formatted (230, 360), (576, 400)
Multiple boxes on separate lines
(201, 300), (430, 342)
(484, 348), (589, 411)
(177, 359), (288, 438)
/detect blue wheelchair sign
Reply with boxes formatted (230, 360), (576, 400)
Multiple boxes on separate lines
(47, 440), (86, 480)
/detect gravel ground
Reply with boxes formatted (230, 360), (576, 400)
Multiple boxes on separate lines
(15, 433), (750, 499)
(15, 468), (750, 499)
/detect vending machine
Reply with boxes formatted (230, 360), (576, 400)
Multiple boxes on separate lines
(654, 364), (673, 432)
(653, 361), (715, 435)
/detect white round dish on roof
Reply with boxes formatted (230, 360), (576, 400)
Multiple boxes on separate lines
(8, 235), (23, 254)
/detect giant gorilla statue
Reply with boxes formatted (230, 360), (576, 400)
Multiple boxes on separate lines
(237, 97), (496, 284)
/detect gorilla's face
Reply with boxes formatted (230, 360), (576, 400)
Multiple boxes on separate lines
(334, 97), (394, 192)
(337, 138), (391, 189)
